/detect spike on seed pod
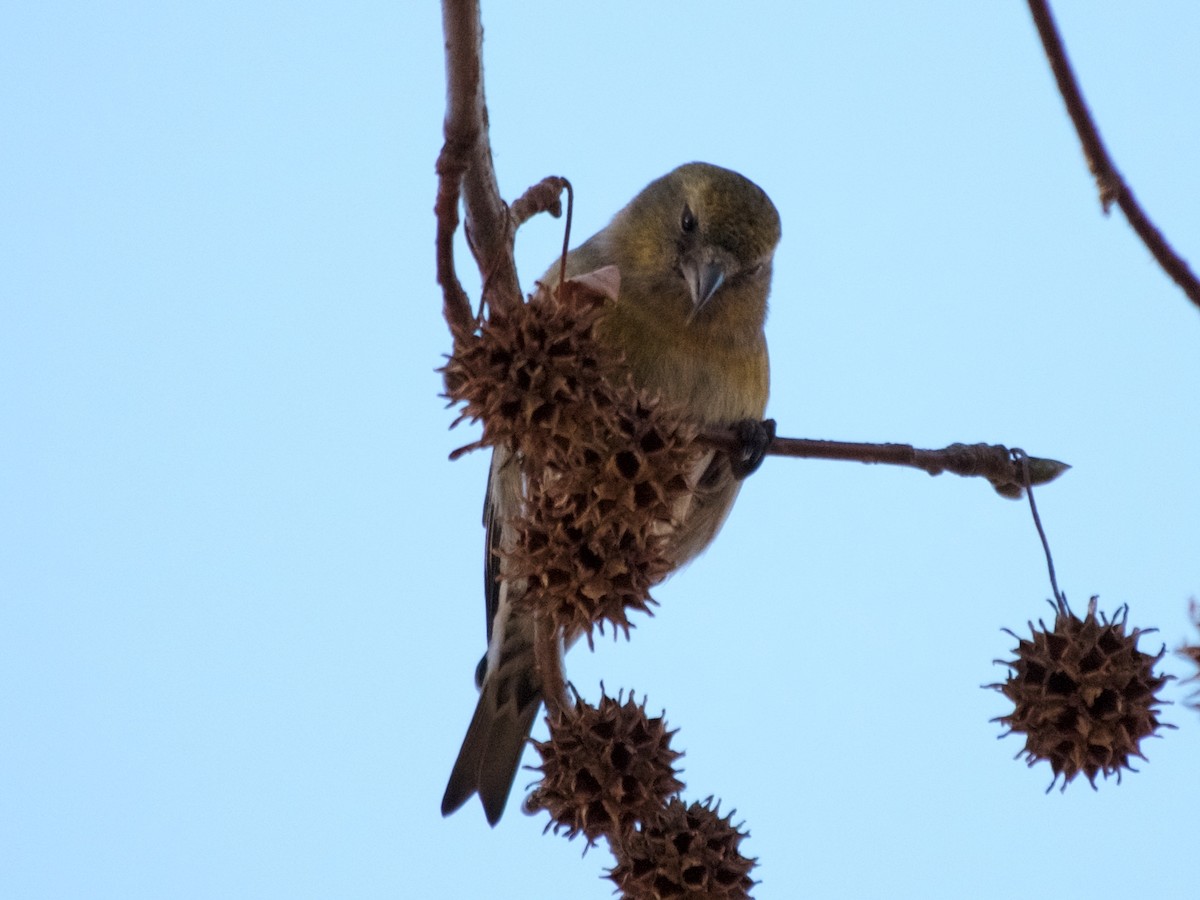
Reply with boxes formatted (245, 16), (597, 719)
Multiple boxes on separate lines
(526, 690), (684, 846)
(990, 596), (1170, 790)
(608, 796), (756, 900)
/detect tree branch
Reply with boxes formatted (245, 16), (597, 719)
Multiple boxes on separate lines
(1027, 0), (1200, 311)
(702, 428), (1069, 499)
(437, 0), (525, 347)
(439, 0), (574, 726)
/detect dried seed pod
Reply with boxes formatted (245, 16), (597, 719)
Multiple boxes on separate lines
(503, 396), (699, 640)
(991, 596), (1170, 789)
(442, 275), (619, 461)
(443, 274), (700, 639)
(608, 797), (755, 900)
(527, 691), (684, 845)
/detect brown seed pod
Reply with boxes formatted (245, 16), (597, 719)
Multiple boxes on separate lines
(608, 797), (756, 900)
(443, 274), (700, 639)
(526, 691), (684, 846)
(441, 275), (619, 461)
(502, 396), (699, 641)
(991, 596), (1170, 789)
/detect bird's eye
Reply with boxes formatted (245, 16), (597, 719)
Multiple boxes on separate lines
(680, 205), (697, 234)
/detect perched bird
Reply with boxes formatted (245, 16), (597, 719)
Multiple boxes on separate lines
(442, 162), (781, 824)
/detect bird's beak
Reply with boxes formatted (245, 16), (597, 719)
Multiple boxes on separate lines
(681, 258), (726, 317)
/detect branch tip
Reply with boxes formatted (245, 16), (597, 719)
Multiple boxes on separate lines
(1027, 0), (1200, 309)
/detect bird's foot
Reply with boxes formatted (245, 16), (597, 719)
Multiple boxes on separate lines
(730, 418), (776, 479)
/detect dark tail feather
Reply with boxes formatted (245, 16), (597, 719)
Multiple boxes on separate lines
(442, 666), (542, 825)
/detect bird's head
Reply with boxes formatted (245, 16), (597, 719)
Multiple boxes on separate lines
(608, 162), (781, 327)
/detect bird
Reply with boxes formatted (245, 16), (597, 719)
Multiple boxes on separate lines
(441, 162), (781, 825)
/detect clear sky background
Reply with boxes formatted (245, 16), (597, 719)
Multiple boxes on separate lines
(4, 2), (1199, 898)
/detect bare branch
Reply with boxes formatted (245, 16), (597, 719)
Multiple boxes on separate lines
(437, 0), (525, 346)
(1027, 0), (1200, 311)
(435, 146), (473, 344)
(510, 176), (568, 228)
(702, 428), (1069, 499)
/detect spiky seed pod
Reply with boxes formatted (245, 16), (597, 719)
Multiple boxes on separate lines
(527, 691), (684, 845)
(608, 797), (756, 900)
(991, 596), (1169, 789)
(442, 273), (700, 639)
(503, 395), (699, 641)
(442, 272), (621, 461)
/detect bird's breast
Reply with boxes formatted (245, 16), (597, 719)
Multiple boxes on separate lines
(603, 312), (768, 425)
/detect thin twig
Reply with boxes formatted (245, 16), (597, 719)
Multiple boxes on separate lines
(509, 176), (568, 228)
(557, 181), (573, 291)
(1027, 0), (1200, 310)
(435, 146), (473, 344)
(701, 428), (1069, 498)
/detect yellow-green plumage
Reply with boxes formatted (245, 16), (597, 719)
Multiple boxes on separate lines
(443, 162), (781, 824)
(559, 162), (776, 423)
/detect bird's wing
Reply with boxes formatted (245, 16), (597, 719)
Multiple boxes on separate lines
(482, 447), (504, 648)
(444, 444), (540, 824)
(480, 445), (524, 674)
(665, 447), (742, 569)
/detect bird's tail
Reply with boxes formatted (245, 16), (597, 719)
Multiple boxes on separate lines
(441, 624), (542, 825)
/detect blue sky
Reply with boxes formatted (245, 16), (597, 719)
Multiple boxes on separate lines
(4, 2), (1199, 898)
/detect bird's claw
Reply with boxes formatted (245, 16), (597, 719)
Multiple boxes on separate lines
(730, 418), (775, 480)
